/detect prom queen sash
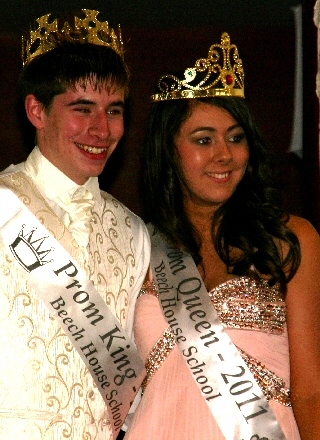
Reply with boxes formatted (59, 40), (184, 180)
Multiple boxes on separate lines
(0, 186), (146, 439)
(148, 224), (287, 440)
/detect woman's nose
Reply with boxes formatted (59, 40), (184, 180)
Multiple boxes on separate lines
(213, 139), (233, 162)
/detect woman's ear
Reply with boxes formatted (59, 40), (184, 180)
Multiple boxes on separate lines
(25, 94), (45, 129)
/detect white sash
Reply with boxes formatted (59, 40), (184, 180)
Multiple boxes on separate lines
(0, 185), (146, 439)
(148, 224), (287, 440)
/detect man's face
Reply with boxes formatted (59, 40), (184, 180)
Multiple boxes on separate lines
(33, 82), (125, 184)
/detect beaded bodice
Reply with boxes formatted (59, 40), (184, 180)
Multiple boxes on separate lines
(139, 275), (291, 406)
(208, 276), (286, 334)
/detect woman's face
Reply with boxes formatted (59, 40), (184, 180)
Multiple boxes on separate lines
(175, 102), (249, 211)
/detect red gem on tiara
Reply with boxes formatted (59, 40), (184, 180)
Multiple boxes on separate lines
(226, 74), (233, 85)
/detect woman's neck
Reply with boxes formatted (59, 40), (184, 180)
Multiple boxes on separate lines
(184, 198), (237, 291)
(184, 199), (217, 238)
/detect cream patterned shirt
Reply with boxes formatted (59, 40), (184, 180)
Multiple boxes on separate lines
(0, 147), (150, 440)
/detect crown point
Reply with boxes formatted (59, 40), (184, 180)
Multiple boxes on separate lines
(22, 9), (124, 66)
(151, 32), (245, 101)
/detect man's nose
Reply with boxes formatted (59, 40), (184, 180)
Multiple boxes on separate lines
(90, 112), (110, 138)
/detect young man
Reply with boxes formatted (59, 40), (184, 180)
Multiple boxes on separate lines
(0, 10), (149, 440)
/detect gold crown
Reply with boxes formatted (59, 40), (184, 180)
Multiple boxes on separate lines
(22, 9), (124, 66)
(151, 32), (244, 101)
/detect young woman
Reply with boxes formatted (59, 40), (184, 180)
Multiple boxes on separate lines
(125, 33), (320, 439)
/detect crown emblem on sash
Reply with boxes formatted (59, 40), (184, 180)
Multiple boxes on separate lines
(10, 225), (53, 272)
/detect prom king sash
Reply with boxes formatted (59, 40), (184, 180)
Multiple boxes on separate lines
(0, 185), (146, 439)
(148, 224), (287, 440)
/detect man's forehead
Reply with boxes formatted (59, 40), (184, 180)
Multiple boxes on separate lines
(64, 81), (125, 100)
(78, 79), (124, 92)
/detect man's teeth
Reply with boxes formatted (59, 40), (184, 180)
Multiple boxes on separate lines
(76, 143), (107, 154)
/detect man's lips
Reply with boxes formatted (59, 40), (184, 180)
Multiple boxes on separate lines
(75, 142), (108, 154)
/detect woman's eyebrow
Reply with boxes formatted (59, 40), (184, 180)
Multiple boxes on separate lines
(189, 123), (242, 135)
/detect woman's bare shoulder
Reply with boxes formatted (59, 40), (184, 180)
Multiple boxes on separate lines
(287, 214), (320, 244)
(286, 215), (320, 290)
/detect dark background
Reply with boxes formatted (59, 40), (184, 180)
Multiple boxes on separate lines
(0, 0), (319, 229)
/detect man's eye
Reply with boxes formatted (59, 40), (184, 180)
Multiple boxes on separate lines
(107, 108), (124, 116)
(75, 107), (91, 113)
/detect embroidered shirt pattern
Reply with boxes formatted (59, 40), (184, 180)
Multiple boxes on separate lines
(0, 172), (137, 439)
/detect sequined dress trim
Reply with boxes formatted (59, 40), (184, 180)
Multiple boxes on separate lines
(138, 280), (159, 298)
(141, 326), (176, 392)
(138, 277), (291, 405)
(208, 277), (286, 334)
(239, 348), (291, 406)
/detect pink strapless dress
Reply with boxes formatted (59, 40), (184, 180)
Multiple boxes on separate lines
(125, 277), (301, 439)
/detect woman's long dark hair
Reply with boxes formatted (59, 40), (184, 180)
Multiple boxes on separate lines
(142, 96), (300, 294)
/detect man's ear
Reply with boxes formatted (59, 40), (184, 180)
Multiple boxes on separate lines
(25, 94), (45, 129)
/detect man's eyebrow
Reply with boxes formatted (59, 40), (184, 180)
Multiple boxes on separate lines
(109, 100), (125, 108)
(66, 99), (125, 107)
(67, 99), (95, 106)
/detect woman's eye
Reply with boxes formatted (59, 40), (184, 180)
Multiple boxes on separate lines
(198, 137), (211, 145)
(230, 133), (246, 143)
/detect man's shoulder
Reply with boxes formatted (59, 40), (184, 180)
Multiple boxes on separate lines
(100, 190), (147, 230)
(0, 163), (28, 189)
(0, 162), (25, 179)
(99, 191), (151, 278)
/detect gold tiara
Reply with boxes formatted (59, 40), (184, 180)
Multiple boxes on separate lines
(22, 9), (124, 66)
(151, 32), (244, 101)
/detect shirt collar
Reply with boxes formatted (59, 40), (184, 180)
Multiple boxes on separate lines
(24, 146), (102, 203)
